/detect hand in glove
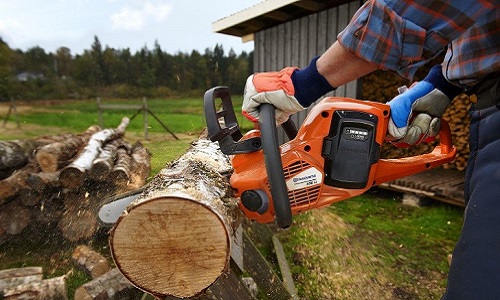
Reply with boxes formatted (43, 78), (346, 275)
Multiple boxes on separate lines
(387, 65), (463, 145)
(242, 57), (335, 124)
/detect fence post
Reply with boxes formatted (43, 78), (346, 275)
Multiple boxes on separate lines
(142, 97), (148, 140)
(97, 97), (103, 128)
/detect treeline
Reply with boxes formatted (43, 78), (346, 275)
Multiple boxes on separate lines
(0, 36), (253, 101)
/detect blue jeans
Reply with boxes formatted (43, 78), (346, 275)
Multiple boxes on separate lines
(442, 77), (500, 299)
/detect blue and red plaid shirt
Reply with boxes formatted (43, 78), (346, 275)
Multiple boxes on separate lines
(338, 0), (499, 87)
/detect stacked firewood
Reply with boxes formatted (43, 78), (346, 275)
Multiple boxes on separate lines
(362, 70), (472, 171)
(0, 117), (151, 244)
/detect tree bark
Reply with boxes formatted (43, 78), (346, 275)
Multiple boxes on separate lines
(35, 125), (101, 173)
(0, 140), (38, 176)
(3, 275), (67, 300)
(73, 268), (141, 300)
(109, 146), (132, 185)
(109, 138), (239, 298)
(0, 161), (40, 205)
(0, 267), (43, 295)
(72, 245), (111, 279)
(59, 118), (129, 189)
(127, 143), (151, 190)
(88, 140), (124, 181)
(25, 171), (60, 191)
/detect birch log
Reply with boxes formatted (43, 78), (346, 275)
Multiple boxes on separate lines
(35, 125), (101, 172)
(59, 118), (129, 189)
(0, 267), (43, 295)
(109, 138), (239, 298)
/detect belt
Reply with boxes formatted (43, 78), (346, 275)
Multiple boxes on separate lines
(465, 73), (500, 110)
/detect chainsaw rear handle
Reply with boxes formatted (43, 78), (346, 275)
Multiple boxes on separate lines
(259, 103), (293, 228)
(375, 118), (456, 185)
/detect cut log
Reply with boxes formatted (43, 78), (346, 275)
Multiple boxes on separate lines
(0, 140), (38, 172)
(25, 171), (60, 191)
(127, 143), (151, 190)
(88, 140), (124, 181)
(35, 125), (101, 173)
(110, 138), (238, 298)
(109, 146), (132, 185)
(73, 268), (142, 300)
(59, 118), (129, 189)
(3, 275), (67, 300)
(0, 267), (43, 295)
(0, 161), (40, 205)
(72, 245), (111, 279)
(0, 202), (31, 235)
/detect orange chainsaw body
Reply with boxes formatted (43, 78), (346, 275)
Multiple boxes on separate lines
(230, 97), (456, 224)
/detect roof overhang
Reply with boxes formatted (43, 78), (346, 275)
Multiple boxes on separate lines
(213, 0), (352, 42)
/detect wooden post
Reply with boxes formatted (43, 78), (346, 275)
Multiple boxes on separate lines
(2, 98), (20, 128)
(96, 97), (103, 128)
(109, 138), (238, 298)
(142, 97), (148, 140)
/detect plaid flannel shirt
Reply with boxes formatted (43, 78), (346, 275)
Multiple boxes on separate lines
(338, 0), (499, 86)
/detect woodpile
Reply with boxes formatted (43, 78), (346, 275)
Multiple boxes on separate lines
(362, 69), (472, 171)
(0, 245), (142, 300)
(0, 117), (151, 244)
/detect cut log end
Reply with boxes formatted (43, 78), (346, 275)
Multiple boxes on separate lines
(110, 196), (230, 298)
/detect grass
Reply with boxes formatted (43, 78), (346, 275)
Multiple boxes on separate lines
(0, 97), (465, 299)
(278, 190), (463, 299)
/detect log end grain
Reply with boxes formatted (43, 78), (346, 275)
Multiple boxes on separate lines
(110, 196), (230, 298)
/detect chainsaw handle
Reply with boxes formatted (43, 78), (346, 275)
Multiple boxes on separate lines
(375, 119), (456, 184)
(259, 103), (293, 228)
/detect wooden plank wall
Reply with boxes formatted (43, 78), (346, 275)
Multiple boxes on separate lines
(253, 0), (362, 142)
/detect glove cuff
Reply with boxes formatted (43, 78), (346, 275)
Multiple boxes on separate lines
(291, 56), (335, 107)
(423, 65), (464, 100)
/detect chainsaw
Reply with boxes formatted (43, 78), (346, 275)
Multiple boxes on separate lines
(204, 86), (457, 229)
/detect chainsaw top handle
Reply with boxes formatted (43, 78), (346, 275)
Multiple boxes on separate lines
(259, 103), (293, 228)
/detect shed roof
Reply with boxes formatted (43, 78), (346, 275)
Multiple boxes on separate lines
(213, 0), (352, 42)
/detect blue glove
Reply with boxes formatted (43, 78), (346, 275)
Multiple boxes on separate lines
(387, 65), (463, 145)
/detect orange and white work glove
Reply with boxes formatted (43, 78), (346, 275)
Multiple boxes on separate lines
(387, 65), (463, 145)
(242, 57), (335, 124)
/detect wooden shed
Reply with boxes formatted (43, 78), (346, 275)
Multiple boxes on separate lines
(213, 0), (363, 140)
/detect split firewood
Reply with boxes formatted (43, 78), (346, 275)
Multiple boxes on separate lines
(3, 275), (67, 300)
(0, 267), (43, 296)
(73, 268), (142, 300)
(72, 245), (111, 279)
(35, 125), (101, 173)
(110, 138), (239, 298)
(59, 118), (130, 189)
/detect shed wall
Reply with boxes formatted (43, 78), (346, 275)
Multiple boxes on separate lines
(253, 0), (362, 141)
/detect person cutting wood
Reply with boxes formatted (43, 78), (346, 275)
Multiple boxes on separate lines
(242, 1), (499, 299)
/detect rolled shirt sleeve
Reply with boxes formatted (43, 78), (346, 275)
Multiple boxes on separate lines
(337, 0), (495, 81)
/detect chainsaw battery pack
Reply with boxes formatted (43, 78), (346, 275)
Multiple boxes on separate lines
(322, 110), (380, 189)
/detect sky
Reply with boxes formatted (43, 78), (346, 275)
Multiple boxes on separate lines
(0, 0), (260, 56)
